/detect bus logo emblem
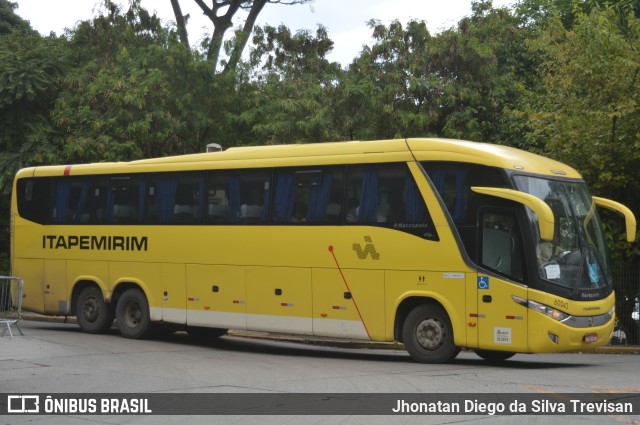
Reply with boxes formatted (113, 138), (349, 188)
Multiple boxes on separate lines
(353, 236), (380, 260)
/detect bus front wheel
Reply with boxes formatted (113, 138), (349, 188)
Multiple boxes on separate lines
(402, 304), (459, 363)
(76, 286), (114, 334)
(115, 288), (153, 339)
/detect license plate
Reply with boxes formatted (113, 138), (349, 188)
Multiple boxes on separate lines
(584, 333), (598, 343)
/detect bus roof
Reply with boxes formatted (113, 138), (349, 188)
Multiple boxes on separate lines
(18, 138), (582, 179)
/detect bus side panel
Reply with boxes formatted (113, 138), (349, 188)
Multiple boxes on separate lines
(386, 271), (467, 346)
(246, 266), (312, 334)
(44, 259), (67, 315)
(186, 264), (245, 329)
(67, 260), (110, 300)
(160, 263), (187, 325)
(312, 268), (383, 340)
(14, 258), (45, 314)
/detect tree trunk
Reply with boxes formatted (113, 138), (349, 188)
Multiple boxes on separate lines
(170, 0), (190, 49)
(195, 0), (242, 73)
(223, 0), (267, 74)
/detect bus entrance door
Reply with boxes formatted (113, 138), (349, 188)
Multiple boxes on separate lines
(476, 209), (529, 352)
(476, 273), (528, 352)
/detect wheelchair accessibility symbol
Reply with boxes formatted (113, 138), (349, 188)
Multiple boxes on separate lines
(478, 276), (489, 290)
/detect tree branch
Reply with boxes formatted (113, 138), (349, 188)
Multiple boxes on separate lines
(193, 0), (313, 73)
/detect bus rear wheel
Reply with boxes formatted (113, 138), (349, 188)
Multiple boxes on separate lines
(115, 288), (153, 339)
(76, 286), (114, 334)
(402, 304), (459, 363)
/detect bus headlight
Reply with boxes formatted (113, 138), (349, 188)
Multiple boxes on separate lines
(527, 299), (569, 322)
(512, 296), (569, 321)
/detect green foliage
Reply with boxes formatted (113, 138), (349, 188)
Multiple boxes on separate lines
(341, 19), (436, 140)
(0, 10), (67, 272)
(245, 24), (344, 143)
(0, 32), (68, 181)
(337, 2), (532, 144)
(517, 0), (640, 29)
(522, 6), (640, 260)
(49, 0), (220, 162)
(0, 0), (34, 35)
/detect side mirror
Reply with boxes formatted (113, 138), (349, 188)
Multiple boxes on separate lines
(592, 197), (637, 243)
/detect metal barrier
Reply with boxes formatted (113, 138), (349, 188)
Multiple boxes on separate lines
(0, 276), (24, 339)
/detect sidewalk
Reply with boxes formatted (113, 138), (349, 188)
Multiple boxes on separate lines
(19, 311), (640, 354)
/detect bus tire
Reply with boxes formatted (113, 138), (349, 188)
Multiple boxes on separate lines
(474, 349), (515, 363)
(76, 286), (114, 334)
(115, 288), (153, 339)
(402, 304), (459, 363)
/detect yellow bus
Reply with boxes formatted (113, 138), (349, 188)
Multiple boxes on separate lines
(10, 138), (636, 363)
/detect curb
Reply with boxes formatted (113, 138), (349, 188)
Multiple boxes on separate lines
(21, 313), (639, 354)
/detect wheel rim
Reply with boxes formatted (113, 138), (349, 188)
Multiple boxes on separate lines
(415, 318), (444, 350)
(122, 300), (143, 328)
(81, 297), (100, 323)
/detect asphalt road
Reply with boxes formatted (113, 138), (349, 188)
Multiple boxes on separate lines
(1, 318), (639, 425)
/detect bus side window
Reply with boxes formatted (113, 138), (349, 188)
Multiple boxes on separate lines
(346, 164), (404, 224)
(147, 173), (204, 224)
(429, 170), (468, 224)
(208, 170), (271, 224)
(99, 176), (145, 224)
(51, 178), (91, 224)
(17, 178), (52, 224)
(238, 171), (271, 224)
(207, 172), (232, 223)
(272, 167), (344, 224)
(345, 163), (437, 240)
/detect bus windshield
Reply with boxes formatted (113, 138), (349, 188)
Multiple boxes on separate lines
(513, 176), (612, 291)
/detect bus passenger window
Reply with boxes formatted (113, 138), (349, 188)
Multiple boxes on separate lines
(345, 163), (437, 240)
(273, 167), (343, 224)
(51, 178), (92, 224)
(208, 170), (270, 224)
(207, 172), (232, 223)
(107, 176), (145, 224)
(146, 174), (203, 224)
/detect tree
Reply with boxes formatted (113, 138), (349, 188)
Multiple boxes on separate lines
(340, 19), (437, 140)
(0, 6), (68, 273)
(0, 0), (34, 35)
(243, 24), (343, 143)
(172, 0), (313, 74)
(517, 0), (640, 30)
(48, 0), (221, 162)
(525, 7), (640, 214)
(339, 1), (530, 143)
